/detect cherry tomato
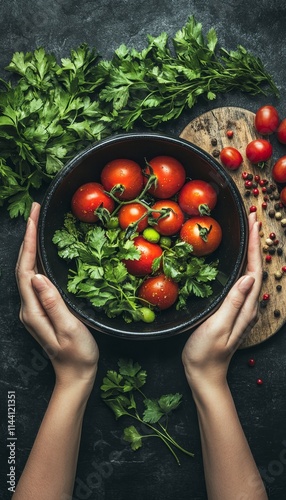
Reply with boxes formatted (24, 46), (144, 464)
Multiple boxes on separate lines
(180, 216), (222, 257)
(220, 147), (243, 170)
(144, 156), (186, 198)
(151, 200), (184, 236)
(178, 179), (217, 216)
(246, 139), (273, 164)
(123, 236), (163, 276)
(272, 156), (286, 184)
(277, 118), (286, 144)
(138, 274), (179, 310)
(118, 203), (148, 232)
(280, 186), (286, 206)
(254, 105), (280, 135)
(101, 158), (144, 200)
(71, 182), (115, 223)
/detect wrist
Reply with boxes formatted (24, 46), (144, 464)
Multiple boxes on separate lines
(54, 372), (96, 405)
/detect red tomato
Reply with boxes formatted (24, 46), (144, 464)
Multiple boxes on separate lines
(246, 139), (273, 164)
(178, 179), (217, 215)
(101, 159), (144, 200)
(180, 216), (222, 256)
(144, 156), (186, 198)
(118, 203), (148, 232)
(220, 147), (243, 170)
(272, 156), (286, 184)
(138, 274), (179, 310)
(280, 186), (286, 206)
(123, 236), (163, 276)
(277, 118), (286, 144)
(254, 105), (280, 135)
(151, 200), (184, 236)
(71, 182), (115, 223)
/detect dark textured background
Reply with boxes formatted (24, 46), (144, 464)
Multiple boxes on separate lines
(1, 1), (286, 499)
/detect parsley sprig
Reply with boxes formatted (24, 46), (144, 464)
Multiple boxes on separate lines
(100, 359), (194, 465)
(52, 213), (218, 323)
(0, 15), (278, 218)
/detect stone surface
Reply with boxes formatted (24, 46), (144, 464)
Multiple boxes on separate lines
(1, 1), (286, 499)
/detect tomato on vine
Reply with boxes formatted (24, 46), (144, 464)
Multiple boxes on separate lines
(138, 274), (179, 310)
(123, 236), (163, 276)
(101, 158), (144, 200)
(71, 182), (115, 223)
(180, 216), (222, 256)
(178, 179), (217, 215)
(151, 200), (184, 236)
(143, 155), (186, 198)
(118, 203), (148, 232)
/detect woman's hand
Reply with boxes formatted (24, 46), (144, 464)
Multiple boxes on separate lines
(15, 202), (99, 391)
(182, 211), (262, 393)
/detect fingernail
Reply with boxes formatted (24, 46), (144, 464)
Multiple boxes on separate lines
(238, 275), (255, 292)
(31, 274), (47, 292)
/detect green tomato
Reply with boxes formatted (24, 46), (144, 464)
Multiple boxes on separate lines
(159, 236), (172, 248)
(142, 227), (160, 243)
(139, 307), (156, 323)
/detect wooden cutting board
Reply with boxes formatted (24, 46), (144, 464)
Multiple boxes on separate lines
(180, 107), (286, 348)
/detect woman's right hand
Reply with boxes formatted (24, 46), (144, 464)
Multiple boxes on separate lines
(182, 212), (262, 394)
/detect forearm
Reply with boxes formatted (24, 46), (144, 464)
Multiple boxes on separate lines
(13, 380), (93, 500)
(192, 383), (267, 500)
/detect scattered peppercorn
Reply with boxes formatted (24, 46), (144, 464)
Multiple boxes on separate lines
(275, 212), (282, 220)
(248, 358), (256, 367)
(249, 205), (257, 213)
(268, 209), (275, 218)
(276, 284), (282, 292)
(262, 293), (270, 301)
(274, 271), (282, 280)
(212, 149), (220, 157)
(256, 378), (263, 386)
(277, 248), (283, 256)
(274, 309), (281, 318)
(211, 138), (217, 146)
(262, 202), (267, 210)
(265, 255), (272, 263)
(252, 188), (259, 197)
(226, 130), (233, 138)
(260, 300), (267, 308)
(268, 247), (276, 255)
(244, 191), (251, 198)
(242, 171), (248, 180)
(282, 266), (286, 273)
(262, 271), (268, 280)
(247, 173), (253, 180)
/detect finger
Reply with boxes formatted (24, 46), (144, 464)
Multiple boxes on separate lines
(15, 208), (42, 317)
(15, 203), (41, 285)
(31, 274), (78, 338)
(226, 217), (262, 349)
(208, 274), (255, 338)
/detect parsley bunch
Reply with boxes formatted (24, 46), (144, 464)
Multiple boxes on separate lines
(52, 213), (218, 323)
(0, 15), (278, 218)
(100, 359), (194, 465)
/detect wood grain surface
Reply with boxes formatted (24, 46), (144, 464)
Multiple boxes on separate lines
(180, 107), (286, 348)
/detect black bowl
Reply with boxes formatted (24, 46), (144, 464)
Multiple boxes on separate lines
(38, 132), (248, 340)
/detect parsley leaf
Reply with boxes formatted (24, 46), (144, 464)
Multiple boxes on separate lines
(0, 15), (278, 218)
(100, 359), (194, 464)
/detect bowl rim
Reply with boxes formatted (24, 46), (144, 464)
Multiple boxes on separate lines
(38, 131), (248, 340)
